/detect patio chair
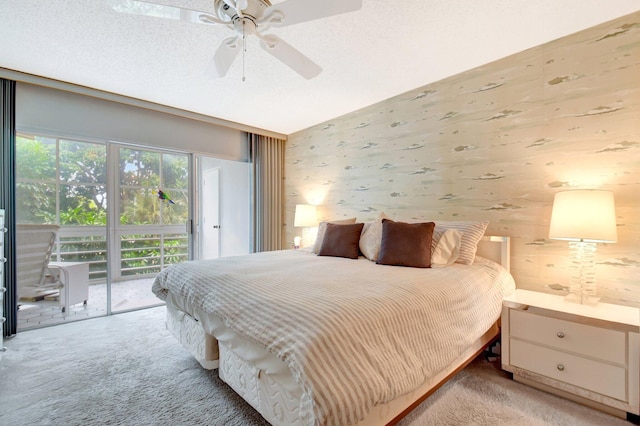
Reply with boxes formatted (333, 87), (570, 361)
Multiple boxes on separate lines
(16, 224), (63, 303)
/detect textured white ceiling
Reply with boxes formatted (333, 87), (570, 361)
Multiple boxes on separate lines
(1, 0), (638, 135)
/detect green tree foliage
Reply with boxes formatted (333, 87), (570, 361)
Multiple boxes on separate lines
(16, 136), (56, 223)
(17, 137), (189, 226)
(16, 135), (190, 278)
(119, 148), (188, 225)
(59, 140), (108, 225)
(16, 135), (108, 225)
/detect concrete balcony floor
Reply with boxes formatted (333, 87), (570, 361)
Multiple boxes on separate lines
(17, 278), (163, 331)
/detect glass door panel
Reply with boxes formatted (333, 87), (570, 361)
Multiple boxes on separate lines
(112, 146), (191, 312)
(15, 135), (194, 327)
(15, 134), (108, 330)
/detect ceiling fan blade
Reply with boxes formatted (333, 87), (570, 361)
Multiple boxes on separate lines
(259, 34), (322, 79)
(264, 0), (362, 27)
(236, 0), (249, 11)
(206, 36), (241, 78)
(109, 0), (225, 25)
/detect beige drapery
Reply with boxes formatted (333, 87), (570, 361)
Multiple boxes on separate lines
(249, 133), (285, 252)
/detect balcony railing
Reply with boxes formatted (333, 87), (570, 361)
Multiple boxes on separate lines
(53, 226), (188, 282)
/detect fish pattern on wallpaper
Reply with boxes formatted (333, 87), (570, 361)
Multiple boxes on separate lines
(285, 13), (640, 307)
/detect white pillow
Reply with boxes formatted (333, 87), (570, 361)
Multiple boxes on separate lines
(359, 212), (389, 261)
(435, 221), (488, 265)
(431, 229), (462, 267)
(313, 218), (357, 254)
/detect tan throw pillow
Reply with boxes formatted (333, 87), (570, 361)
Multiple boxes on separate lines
(377, 219), (435, 268)
(318, 223), (365, 259)
(313, 217), (356, 254)
(359, 212), (390, 261)
(435, 221), (489, 265)
(431, 229), (462, 267)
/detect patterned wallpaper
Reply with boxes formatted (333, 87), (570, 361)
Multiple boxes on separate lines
(284, 12), (640, 307)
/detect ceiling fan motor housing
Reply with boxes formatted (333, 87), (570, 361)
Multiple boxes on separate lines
(214, 0), (271, 22)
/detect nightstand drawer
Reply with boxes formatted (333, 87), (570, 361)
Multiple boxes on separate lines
(511, 339), (627, 401)
(510, 309), (625, 364)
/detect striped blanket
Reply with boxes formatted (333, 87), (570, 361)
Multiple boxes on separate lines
(152, 250), (514, 425)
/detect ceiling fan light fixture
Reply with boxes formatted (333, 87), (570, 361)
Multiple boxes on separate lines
(233, 17), (257, 36)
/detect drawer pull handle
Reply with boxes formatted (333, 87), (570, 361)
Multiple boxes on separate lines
(556, 331), (565, 338)
(557, 364), (565, 372)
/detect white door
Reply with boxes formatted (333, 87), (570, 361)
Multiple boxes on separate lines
(200, 168), (220, 259)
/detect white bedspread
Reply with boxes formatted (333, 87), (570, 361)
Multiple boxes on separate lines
(152, 250), (514, 426)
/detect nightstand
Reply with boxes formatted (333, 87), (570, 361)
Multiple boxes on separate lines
(502, 289), (639, 419)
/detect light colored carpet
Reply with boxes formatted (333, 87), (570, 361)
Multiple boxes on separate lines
(0, 307), (633, 426)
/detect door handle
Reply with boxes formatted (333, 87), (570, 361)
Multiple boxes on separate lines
(213, 225), (220, 229)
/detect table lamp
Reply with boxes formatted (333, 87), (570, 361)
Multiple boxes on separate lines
(294, 204), (317, 248)
(548, 189), (617, 305)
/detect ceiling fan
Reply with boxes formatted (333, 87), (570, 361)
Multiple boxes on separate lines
(112, 0), (363, 79)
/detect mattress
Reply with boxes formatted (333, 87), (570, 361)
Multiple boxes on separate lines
(153, 249), (515, 425)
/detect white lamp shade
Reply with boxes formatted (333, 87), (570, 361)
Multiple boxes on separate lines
(294, 204), (317, 227)
(549, 190), (617, 243)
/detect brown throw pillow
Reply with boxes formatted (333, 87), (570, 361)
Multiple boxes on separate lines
(377, 219), (435, 268)
(318, 223), (365, 259)
(313, 217), (357, 253)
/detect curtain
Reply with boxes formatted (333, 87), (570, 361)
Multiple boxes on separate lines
(250, 133), (285, 252)
(1, 79), (16, 337)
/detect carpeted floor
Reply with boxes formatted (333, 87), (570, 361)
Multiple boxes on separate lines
(0, 307), (634, 426)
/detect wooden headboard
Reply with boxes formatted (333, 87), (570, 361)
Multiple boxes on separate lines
(476, 236), (511, 271)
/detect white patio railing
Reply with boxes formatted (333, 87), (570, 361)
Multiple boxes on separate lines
(53, 226), (188, 283)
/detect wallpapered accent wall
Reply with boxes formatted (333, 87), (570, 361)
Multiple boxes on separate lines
(284, 12), (640, 307)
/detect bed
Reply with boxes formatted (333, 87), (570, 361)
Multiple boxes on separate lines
(152, 219), (515, 426)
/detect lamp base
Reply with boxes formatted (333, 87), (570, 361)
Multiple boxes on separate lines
(564, 292), (600, 306)
(301, 227), (318, 249)
(565, 241), (599, 306)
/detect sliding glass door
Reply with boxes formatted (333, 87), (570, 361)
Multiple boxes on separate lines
(111, 146), (191, 312)
(15, 134), (109, 328)
(15, 135), (195, 328)
(15, 133), (250, 330)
